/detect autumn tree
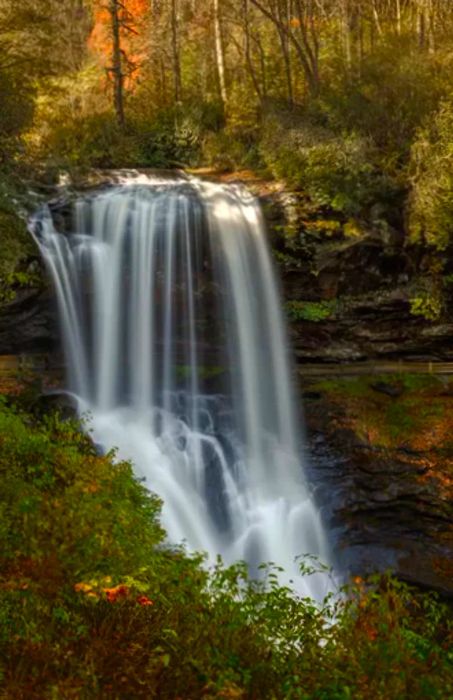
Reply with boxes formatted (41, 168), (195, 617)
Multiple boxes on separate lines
(89, 0), (148, 126)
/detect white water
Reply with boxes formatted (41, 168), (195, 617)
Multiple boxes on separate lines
(33, 175), (330, 598)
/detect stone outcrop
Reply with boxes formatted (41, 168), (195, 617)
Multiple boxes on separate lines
(303, 375), (453, 596)
(256, 183), (453, 364)
(0, 287), (59, 356)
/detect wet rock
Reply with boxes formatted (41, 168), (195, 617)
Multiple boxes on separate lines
(302, 390), (322, 400)
(370, 382), (403, 398)
(258, 181), (453, 364)
(0, 288), (59, 355)
(305, 381), (453, 596)
(31, 391), (79, 421)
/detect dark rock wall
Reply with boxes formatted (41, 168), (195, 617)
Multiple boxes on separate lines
(260, 186), (453, 364)
(0, 287), (59, 356)
(304, 375), (453, 596)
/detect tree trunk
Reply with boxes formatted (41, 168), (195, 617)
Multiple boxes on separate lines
(425, 0), (435, 53)
(396, 0), (402, 36)
(357, 4), (364, 76)
(278, 0), (293, 104)
(249, 0), (319, 96)
(255, 30), (267, 98)
(242, 0), (263, 101)
(342, 0), (352, 74)
(213, 0), (228, 108)
(110, 0), (125, 128)
(417, 6), (425, 48)
(371, 0), (383, 38)
(170, 0), (182, 103)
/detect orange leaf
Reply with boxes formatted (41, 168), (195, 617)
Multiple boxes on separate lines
(103, 585), (129, 602)
(136, 595), (154, 607)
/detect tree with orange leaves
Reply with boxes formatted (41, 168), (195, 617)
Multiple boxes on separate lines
(89, 0), (148, 126)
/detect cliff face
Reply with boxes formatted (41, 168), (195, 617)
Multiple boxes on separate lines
(303, 374), (453, 596)
(252, 172), (453, 595)
(5, 170), (453, 363)
(258, 182), (453, 365)
(0, 288), (59, 356)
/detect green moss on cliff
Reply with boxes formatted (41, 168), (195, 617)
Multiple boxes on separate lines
(286, 300), (337, 322)
(312, 373), (450, 447)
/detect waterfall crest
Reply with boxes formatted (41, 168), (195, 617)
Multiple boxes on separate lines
(33, 175), (330, 598)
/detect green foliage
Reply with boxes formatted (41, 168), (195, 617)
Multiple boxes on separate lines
(0, 179), (37, 306)
(313, 373), (448, 446)
(0, 69), (35, 163)
(260, 111), (395, 219)
(286, 300), (337, 322)
(0, 402), (451, 697)
(34, 83), (228, 169)
(323, 42), (447, 166)
(409, 288), (443, 321)
(273, 249), (304, 268)
(408, 99), (453, 250)
(202, 128), (261, 172)
(305, 218), (343, 238)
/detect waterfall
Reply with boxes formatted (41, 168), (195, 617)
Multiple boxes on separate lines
(32, 174), (330, 598)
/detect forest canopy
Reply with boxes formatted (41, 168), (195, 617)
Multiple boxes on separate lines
(1, 0), (453, 245)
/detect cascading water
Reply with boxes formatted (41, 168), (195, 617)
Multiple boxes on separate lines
(32, 174), (330, 598)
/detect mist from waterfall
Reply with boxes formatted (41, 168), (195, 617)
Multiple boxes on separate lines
(33, 174), (330, 599)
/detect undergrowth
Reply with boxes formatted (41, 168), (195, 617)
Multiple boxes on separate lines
(0, 399), (452, 698)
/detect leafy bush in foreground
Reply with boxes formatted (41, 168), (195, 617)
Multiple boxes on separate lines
(0, 401), (451, 698)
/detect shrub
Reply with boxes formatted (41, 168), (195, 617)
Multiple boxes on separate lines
(0, 178), (37, 306)
(0, 68), (35, 163)
(202, 129), (260, 171)
(35, 97), (227, 171)
(0, 401), (451, 698)
(260, 110), (395, 219)
(408, 100), (453, 250)
(410, 289), (443, 321)
(322, 41), (447, 166)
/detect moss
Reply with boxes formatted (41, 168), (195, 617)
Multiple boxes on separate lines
(398, 373), (442, 392)
(313, 374), (451, 447)
(385, 401), (416, 440)
(410, 290), (443, 321)
(313, 376), (372, 397)
(286, 300), (337, 322)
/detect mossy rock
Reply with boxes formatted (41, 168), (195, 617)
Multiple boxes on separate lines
(312, 373), (451, 448)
